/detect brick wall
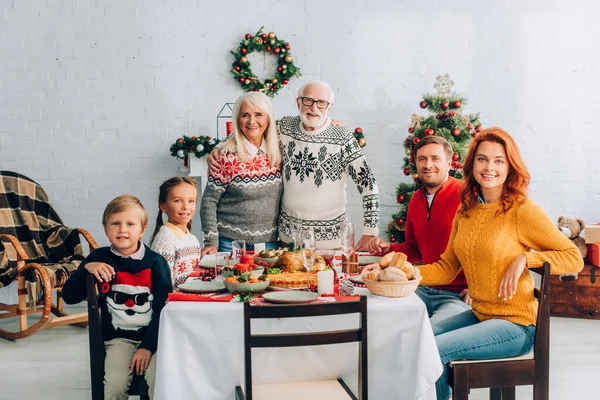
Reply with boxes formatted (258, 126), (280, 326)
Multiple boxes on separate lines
(1, 0), (598, 256)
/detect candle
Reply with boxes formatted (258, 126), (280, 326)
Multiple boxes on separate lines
(317, 269), (334, 295)
(226, 121), (233, 136)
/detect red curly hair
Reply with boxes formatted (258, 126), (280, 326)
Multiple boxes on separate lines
(460, 127), (530, 215)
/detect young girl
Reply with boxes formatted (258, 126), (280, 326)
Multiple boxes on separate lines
(150, 177), (203, 288)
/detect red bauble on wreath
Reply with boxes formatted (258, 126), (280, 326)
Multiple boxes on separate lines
(413, 137), (420, 145)
(396, 218), (404, 225)
(419, 100), (428, 109)
(390, 236), (396, 243)
(451, 128), (460, 137)
(475, 124), (483, 132)
(441, 101), (449, 109)
(403, 168), (410, 176)
(396, 194), (405, 203)
(453, 100), (461, 108)
(408, 127), (414, 133)
(424, 128), (435, 136)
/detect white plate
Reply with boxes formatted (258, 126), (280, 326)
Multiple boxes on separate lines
(262, 291), (319, 304)
(178, 280), (226, 294)
(199, 259), (230, 269)
(358, 256), (382, 266)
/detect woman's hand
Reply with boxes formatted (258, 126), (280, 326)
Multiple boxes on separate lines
(207, 149), (221, 175)
(130, 348), (151, 375)
(459, 289), (473, 306)
(201, 246), (217, 256)
(498, 253), (527, 301)
(84, 262), (115, 282)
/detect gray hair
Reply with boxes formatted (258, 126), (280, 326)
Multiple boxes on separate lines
(230, 92), (281, 166)
(296, 80), (335, 103)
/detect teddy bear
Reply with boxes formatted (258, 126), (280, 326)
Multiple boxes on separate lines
(557, 216), (588, 258)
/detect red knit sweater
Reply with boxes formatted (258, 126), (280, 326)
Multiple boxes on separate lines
(390, 177), (467, 292)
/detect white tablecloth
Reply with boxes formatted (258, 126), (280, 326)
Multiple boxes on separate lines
(154, 288), (442, 400)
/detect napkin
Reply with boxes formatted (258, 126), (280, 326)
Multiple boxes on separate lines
(168, 292), (234, 302)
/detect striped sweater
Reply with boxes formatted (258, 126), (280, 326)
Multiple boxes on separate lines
(419, 199), (584, 326)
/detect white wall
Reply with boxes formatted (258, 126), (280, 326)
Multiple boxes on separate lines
(1, 0), (599, 250)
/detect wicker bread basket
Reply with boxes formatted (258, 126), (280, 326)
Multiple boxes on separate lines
(363, 276), (422, 298)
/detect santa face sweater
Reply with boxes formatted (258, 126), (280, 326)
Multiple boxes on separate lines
(150, 222), (202, 288)
(62, 245), (172, 353)
(277, 116), (380, 248)
(391, 177), (467, 292)
(200, 145), (282, 247)
(419, 199), (584, 326)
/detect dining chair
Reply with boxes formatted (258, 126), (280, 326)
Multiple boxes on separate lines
(86, 274), (150, 400)
(448, 262), (550, 400)
(0, 170), (99, 340)
(235, 296), (368, 400)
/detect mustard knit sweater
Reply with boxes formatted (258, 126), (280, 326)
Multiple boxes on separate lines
(419, 199), (584, 326)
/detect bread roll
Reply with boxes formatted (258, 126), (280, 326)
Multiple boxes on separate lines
(367, 265), (383, 281)
(378, 267), (408, 282)
(389, 252), (408, 269)
(399, 262), (415, 280)
(379, 252), (396, 268)
(412, 266), (421, 280)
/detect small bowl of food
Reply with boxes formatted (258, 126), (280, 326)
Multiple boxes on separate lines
(224, 274), (270, 294)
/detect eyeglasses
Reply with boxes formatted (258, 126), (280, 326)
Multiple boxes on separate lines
(300, 97), (330, 109)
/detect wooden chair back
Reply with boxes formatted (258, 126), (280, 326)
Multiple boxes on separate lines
(450, 262), (550, 400)
(238, 296), (368, 400)
(86, 274), (149, 400)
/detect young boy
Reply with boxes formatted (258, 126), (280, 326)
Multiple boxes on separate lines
(63, 195), (172, 400)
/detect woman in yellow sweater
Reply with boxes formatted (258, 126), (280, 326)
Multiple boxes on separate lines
(416, 127), (583, 400)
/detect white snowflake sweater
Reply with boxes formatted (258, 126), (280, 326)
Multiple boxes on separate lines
(150, 222), (202, 288)
(277, 116), (380, 248)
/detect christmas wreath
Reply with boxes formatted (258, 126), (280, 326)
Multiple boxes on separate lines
(170, 135), (220, 160)
(230, 26), (301, 97)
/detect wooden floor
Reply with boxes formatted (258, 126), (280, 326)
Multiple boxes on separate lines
(0, 306), (598, 400)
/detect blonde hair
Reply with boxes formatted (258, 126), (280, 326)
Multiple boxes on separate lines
(102, 195), (148, 228)
(150, 177), (198, 243)
(228, 92), (281, 166)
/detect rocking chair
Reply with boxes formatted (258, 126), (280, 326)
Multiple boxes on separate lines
(0, 170), (99, 340)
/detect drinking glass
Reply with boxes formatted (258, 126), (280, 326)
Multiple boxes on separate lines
(340, 216), (356, 274)
(214, 253), (230, 281)
(289, 211), (303, 251)
(302, 228), (317, 271)
(340, 216), (355, 257)
(231, 240), (246, 265)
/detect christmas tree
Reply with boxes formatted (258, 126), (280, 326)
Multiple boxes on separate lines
(387, 75), (483, 244)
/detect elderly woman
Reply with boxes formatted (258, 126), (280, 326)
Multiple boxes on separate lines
(200, 92), (282, 254)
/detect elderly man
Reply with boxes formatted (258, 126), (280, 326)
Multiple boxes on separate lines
(207, 80), (379, 250)
(277, 80), (379, 249)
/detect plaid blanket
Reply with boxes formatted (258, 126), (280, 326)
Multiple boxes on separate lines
(0, 171), (84, 289)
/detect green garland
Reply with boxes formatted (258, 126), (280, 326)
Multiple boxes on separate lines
(230, 26), (302, 97)
(170, 135), (221, 160)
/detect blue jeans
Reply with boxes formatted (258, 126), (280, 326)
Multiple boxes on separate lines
(416, 286), (472, 335)
(434, 310), (536, 400)
(217, 237), (278, 253)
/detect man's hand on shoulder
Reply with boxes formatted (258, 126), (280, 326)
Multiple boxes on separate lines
(207, 148), (221, 175)
(330, 119), (344, 127)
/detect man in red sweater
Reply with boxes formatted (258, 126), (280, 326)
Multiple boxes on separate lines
(368, 136), (470, 334)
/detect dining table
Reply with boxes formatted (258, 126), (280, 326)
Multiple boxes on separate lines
(154, 283), (443, 400)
